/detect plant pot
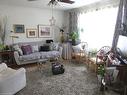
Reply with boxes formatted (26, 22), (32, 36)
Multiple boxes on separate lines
(72, 39), (81, 46)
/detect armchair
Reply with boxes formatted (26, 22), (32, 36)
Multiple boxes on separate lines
(72, 42), (88, 62)
(0, 63), (26, 95)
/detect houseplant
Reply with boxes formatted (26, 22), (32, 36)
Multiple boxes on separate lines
(69, 31), (80, 45)
(0, 44), (5, 51)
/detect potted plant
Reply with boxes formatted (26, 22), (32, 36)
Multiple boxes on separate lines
(69, 31), (80, 45)
(97, 63), (106, 91)
(0, 44), (5, 51)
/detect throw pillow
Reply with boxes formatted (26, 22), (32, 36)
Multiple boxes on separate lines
(13, 44), (23, 55)
(21, 45), (32, 55)
(72, 44), (82, 53)
(46, 40), (53, 43)
(39, 45), (50, 51)
(50, 42), (59, 51)
(32, 45), (39, 52)
(0, 63), (7, 72)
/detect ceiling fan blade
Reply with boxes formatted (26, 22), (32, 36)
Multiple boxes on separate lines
(58, 0), (75, 4)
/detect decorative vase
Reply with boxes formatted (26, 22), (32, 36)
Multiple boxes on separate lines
(60, 32), (64, 43)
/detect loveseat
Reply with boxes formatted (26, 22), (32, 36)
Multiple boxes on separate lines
(13, 41), (63, 65)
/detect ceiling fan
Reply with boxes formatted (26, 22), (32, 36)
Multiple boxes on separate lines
(52, 0), (74, 4)
(28, 0), (75, 4)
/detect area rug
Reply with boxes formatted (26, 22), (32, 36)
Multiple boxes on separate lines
(16, 61), (119, 95)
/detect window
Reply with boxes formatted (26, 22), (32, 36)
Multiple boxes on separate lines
(78, 7), (118, 50)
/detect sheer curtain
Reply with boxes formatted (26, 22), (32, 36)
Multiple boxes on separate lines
(78, 7), (118, 50)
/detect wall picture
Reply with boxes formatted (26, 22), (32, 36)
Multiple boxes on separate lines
(26, 29), (37, 38)
(13, 24), (25, 33)
(38, 25), (52, 38)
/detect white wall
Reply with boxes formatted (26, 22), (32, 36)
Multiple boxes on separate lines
(0, 5), (64, 45)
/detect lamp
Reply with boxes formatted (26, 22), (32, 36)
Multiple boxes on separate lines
(49, 1), (56, 26)
(10, 35), (19, 45)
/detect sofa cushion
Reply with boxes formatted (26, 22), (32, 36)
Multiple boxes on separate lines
(40, 51), (60, 59)
(50, 51), (61, 57)
(19, 52), (41, 61)
(21, 45), (32, 55)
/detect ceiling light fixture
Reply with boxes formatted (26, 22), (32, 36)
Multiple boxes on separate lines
(48, 1), (57, 26)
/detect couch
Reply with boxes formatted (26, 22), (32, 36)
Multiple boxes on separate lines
(0, 63), (26, 95)
(13, 41), (63, 65)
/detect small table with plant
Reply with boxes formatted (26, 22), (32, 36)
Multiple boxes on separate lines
(0, 50), (15, 67)
(0, 44), (15, 67)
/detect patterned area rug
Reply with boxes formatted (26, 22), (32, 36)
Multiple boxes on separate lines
(16, 61), (119, 95)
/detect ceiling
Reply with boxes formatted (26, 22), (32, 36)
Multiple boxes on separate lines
(0, 0), (117, 10)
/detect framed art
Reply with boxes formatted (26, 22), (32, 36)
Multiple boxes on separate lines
(26, 29), (37, 38)
(13, 24), (25, 33)
(38, 25), (52, 37)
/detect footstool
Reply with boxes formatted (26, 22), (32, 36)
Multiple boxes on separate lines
(52, 62), (65, 75)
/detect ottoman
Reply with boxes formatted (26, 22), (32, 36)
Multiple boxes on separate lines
(52, 62), (65, 75)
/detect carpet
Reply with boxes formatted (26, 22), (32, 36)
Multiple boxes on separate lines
(16, 61), (119, 95)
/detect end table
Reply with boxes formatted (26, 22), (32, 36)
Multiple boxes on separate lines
(0, 50), (15, 67)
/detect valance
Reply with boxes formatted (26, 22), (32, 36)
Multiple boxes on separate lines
(66, 0), (119, 14)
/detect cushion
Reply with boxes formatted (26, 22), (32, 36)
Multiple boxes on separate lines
(13, 45), (23, 55)
(46, 40), (53, 43)
(21, 45), (32, 55)
(50, 42), (59, 51)
(39, 45), (50, 51)
(40, 51), (60, 59)
(72, 44), (82, 53)
(32, 45), (39, 52)
(19, 52), (41, 61)
(0, 63), (7, 72)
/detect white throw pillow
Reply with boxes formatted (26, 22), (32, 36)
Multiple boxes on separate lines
(72, 44), (82, 53)
(0, 63), (7, 72)
(32, 45), (39, 52)
(13, 45), (23, 55)
(50, 42), (59, 51)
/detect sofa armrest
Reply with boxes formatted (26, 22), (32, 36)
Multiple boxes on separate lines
(14, 51), (20, 65)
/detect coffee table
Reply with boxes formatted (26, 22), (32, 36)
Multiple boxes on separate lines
(37, 59), (48, 72)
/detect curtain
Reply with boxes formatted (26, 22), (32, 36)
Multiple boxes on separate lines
(69, 12), (78, 33)
(112, 0), (127, 52)
(78, 7), (118, 50)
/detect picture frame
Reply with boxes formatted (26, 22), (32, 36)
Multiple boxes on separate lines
(26, 29), (38, 38)
(38, 25), (52, 38)
(13, 24), (25, 33)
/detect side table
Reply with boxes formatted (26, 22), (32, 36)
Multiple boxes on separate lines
(62, 43), (72, 60)
(0, 50), (15, 67)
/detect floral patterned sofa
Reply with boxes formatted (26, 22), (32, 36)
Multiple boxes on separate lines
(13, 41), (62, 65)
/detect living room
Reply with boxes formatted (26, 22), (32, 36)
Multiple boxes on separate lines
(0, 0), (127, 95)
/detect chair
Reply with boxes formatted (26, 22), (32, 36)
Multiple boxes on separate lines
(96, 46), (111, 65)
(72, 42), (88, 62)
(0, 63), (26, 95)
(96, 46), (120, 92)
